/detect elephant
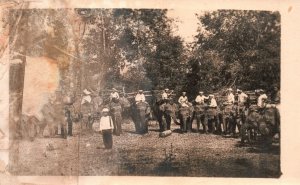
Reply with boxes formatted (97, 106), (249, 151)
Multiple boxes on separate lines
(40, 101), (67, 138)
(21, 114), (39, 141)
(206, 106), (218, 133)
(221, 103), (235, 135)
(241, 105), (280, 146)
(241, 109), (260, 144)
(192, 103), (208, 133)
(230, 103), (249, 136)
(110, 99), (123, 136)
(131, 101), (151, 134)
(158, 101), (179, 131)
(179, 105), (193, 133)
(151, 99), (169, 132)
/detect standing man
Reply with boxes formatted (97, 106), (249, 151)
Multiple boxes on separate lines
(257, 89), (268, 109)
(226, 88), (235, 104)
(178, 91), (188, 107)
(236, 89), (249, 126)
(135, 90), (146, 104)
(162, 88), (170, 101)
(207, 94), (218, 133)
(195, 91), (208, 104)
(110, 88), (119, 101)
(237, 89), (248, 105)
(208, 94), (217, 108)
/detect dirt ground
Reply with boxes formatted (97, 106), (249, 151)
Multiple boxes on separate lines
(11, 119), (280, 177)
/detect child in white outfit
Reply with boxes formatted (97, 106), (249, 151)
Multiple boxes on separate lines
(99, 108), (114, 149)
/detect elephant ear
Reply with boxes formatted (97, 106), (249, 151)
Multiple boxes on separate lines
(145, 106), (151, 115)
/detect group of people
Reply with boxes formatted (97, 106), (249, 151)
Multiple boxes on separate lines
(156, 87), (274, 135)
(176, 88), (250, 108)
(62, 86), (277, 149)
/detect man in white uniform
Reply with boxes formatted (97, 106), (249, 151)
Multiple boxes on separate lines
(195, 91), (208, 104)
(135, 90), (146, 104)
(208, 95), (217, 108)
(237, 89), (248, 105)
(81, 89), (92, 105)
(226, 88), (235, 104)
(162, 88), (169, 100)
(257, 89), (268, 108)
(110, 88), (119, 101)
(178, 92), (188, 107)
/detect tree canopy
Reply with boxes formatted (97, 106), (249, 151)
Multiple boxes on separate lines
(9, 9), (280, 98)
(185, 10), (280, 97)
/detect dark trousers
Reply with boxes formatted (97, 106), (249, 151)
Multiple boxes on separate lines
(102, 130), (113, 149)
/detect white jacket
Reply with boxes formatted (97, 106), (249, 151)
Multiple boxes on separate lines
(99, 115), (114, 131)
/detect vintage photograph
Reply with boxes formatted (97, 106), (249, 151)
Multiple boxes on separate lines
(4, 7), (280, 177)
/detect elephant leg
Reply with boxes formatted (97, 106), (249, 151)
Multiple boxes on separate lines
(117, 115), (123, 134)
(236, 118), (242, 134)
(227, 117), (233, 134)
(140, 111), (147, 134)
(166, 115), (171, 130)
(112, 115), (117, 135)
(225, 117), (229, 134)
(88, 115), (94, 130)
(61, 123), (67, 139)
(202, 115), (208, 133)
(187, 117), (192, 132)
(83, 115), (89, 129)
(171, 114), (179, 125)
(182, 118), (187, 133)
(114, 114), (122, 136)
(207, 119), (211, 133)
(241, 123), (248, 144)
(67, 120), (73, 136)
(179, 117), (183, 132)
(222, 117), (227, 134)
(161, 115), (166, 131)
(216, 115), (221, 134)
(158, 113), (164, 132)
(196, 116), (200, 132)
(227, 117), (232, 134)
(135, 111), (141, 133)
(211, 117), (217, 133)
(254, 128), (258, 140)
(231, 118), (237, 135)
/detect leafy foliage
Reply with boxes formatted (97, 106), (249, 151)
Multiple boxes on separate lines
(186, 10), (280, 97)
(9, 9), (280, 98)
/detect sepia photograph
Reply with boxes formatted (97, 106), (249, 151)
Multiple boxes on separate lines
(3, 6), (282, 177)
(4, 0), (300, 184)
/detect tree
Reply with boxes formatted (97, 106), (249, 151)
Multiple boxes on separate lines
(188, 10), (280, 95)
(80, 9), (187, 93)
